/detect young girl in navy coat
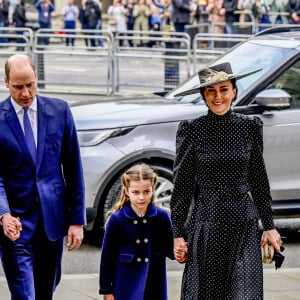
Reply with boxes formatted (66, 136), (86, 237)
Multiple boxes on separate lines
(99, 163), (174, 300)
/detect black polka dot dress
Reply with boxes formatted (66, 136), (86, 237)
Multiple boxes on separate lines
(170, 110), (275, 300)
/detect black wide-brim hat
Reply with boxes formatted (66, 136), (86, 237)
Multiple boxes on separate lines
(175, 62), (261, 97)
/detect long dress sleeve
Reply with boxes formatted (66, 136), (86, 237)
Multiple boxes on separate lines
(248, 117), (275, 230)
(171, 120), (196, 238)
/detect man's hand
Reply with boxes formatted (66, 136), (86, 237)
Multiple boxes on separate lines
(1, 214), (22, 241)
(66, 225), (84, 251)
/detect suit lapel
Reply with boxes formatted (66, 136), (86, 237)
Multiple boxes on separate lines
(3, 99), (36, 169)
(36, 96), (47, 171)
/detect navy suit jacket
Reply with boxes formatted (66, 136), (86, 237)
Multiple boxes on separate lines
(0, 95), (86, 243)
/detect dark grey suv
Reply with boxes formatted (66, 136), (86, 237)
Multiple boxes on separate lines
(71, 26), (300, 240)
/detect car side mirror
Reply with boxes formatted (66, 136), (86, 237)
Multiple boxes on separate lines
(254, 89), (291, 109)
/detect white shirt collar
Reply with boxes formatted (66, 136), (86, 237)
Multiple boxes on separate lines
(10, 97), (38, 114)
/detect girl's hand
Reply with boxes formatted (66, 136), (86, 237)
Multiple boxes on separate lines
(174, 237), (188, 263)
(1, 215), (22, 241)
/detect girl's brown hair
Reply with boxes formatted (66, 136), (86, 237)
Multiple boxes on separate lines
(111, 163), (158, 213)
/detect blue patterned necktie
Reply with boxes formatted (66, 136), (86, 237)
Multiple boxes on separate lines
(23, 107), (36, 163)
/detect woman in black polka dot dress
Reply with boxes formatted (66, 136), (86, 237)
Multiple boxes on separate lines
(170, 62), (282, 299)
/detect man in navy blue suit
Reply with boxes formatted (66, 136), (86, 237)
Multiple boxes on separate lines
(0, 54), (86, 300)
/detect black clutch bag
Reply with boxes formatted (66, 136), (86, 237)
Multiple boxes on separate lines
(261, 243), (285, 269)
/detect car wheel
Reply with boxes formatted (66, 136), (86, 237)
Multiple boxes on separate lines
(153, 164), (173, 213)
(103, 163), (173, 220)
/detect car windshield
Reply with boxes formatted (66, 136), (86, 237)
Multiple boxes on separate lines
(168, 40), (291, 105)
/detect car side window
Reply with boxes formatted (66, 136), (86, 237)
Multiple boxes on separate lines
(269, 60), (300, 109)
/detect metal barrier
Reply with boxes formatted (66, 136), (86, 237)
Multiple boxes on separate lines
(113, 30), (191, 93)
(192, 32), (252, 71)
(32, 28), (114, 95)
(0, 27), (34, 49)
(0, 23), (289, 95)
(0, 28), (192, 95)
(185, 23), (211, 47)
(0, 27), (34, 87)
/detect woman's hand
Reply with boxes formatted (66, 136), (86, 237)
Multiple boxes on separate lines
(261, 229), (282, 253)
(174, 237), (188, 263)
(104, 294), (114, 300)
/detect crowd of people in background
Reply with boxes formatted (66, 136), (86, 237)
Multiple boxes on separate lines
(0, 0), (299, 48)
(81, 0), (300, 38)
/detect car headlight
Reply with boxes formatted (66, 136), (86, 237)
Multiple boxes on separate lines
(77, 127), (134, 147)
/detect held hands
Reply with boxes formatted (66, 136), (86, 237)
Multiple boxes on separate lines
(261, 229), (282, 253)
(66, 225), (84, 251)
(1, 214), (22, 241)
(174, 237), (188, 263)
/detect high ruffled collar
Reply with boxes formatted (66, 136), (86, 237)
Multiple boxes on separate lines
(207, 109), (233, 122)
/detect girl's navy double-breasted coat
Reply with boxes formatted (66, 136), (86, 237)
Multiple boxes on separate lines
(99, 202), (174, 300)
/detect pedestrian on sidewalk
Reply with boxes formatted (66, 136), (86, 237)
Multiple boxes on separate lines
(35, 0), (55, 45)
(0, 54), (86, 300)
(62, 0), (80, 46)
(99, 163), (174, 300)
(171, 62), (283, 299)
(81, 0), (101, 47)
(12, 0), (27, 50)
(0, 0), (10, 43)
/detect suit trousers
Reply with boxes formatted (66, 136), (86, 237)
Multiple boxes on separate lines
(0, 214), (64, 300)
